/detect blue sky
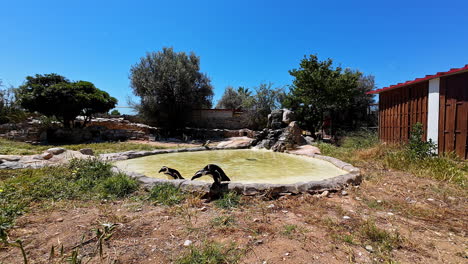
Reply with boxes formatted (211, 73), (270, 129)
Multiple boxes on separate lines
(1, 0), (468, 114)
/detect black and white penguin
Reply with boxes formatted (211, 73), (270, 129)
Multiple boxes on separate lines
(191, 164), (231, 184)
(158, 166), (184, 180)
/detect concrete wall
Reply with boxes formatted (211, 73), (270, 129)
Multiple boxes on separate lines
(189, 109), (247, 129)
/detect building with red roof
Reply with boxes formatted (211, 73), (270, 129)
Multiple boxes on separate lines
(369, 65), (468, 159)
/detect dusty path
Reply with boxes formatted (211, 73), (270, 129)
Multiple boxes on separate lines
(0, 163), (467, 263)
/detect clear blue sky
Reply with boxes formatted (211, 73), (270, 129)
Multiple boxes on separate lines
(1, 0), (467, 114)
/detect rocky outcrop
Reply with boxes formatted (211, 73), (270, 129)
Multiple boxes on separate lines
(216, 137), (253, 148)
(0, 148), (93, 169)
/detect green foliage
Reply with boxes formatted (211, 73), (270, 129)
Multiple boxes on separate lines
(148, 184), (186, 206)
(284, 54), (376, 133)
(129, 47), (214, 128)
(359, 220), (403, 252)
(210, 215), (235, 227)
(99, 173), (139, 198)
(110, 109), (121, 115)
(214, 191), (241, 209)
(282, 224), (297, 236)
(339, 130), (379, 149)
(16, 74), (117, 128)
(0, 81), (29, 124)
(176, 241), (241, 264)
(216, 86), (253, 110)
(406, 123), (437, 159)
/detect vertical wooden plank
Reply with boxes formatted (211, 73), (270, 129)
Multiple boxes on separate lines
(439, 77), (447, 154)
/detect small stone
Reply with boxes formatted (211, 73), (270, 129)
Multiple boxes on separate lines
(267, 204), (275, 208)
(319, 191), (329, 198)
(387, 212), (394, 216)
(427, 198), (434, 201)
(341, 190), (348, 196)
(365, 245), (374, 252)
(40, 152), (53, 160)
(183, 240), (192, 247)
(285, 252), (290, 256)
(56, 218), (64, 222)
(47, 147), (66, 155)
(199, 206), (208, 212)
(254, 240), (263, 245)
(377, 200), (382, 203)
(343, 216), (351, 220)
(355, 197), (362, 201)
(253, 218), (260, 222)
(447, 196), (456, 201)
(282, 210), (288, 213)
(79, 148), (94, 156)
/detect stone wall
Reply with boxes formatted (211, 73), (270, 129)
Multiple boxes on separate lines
(188, 109), (247, 129)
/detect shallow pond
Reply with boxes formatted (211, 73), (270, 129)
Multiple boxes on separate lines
(114, 149), (346, 184)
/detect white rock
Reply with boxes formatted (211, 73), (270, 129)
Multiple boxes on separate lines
(47, 147), (66, 155)
(285, 252), (290, 256)
(267, 204), (275, 208)
(427, 198), (435, 201)
(183, 240), (192, 247)
(387, 212), (394, 216)
(343, 216), (351, 220)
(365, 245), (374, 252)
(341, 190), (348, 196)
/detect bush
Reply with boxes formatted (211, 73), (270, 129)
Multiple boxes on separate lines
(148, 184), (186, 206)
(99, 174), (139, 198)
(406, 123), (437, 159)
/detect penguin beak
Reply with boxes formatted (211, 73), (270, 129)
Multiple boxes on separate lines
(191, 170), (205, 180)
(158, 168), (164, 173)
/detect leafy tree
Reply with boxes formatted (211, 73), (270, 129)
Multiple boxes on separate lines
(284, 55), (375, 135)
(216, 86), (244, 109)
(0, 80), (28, 124)
(243, 83), (285, 129)
(110, 109), (121, 115)
(17, 74), (117, 128)
(129, 47), (213, 128)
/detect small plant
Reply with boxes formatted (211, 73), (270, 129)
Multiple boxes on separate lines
(99, 173), (139, 198)
(176, 241), (242, 264)
(210, 215), (235, 227)
(359, 220), (402, 252)
(214, 191), (241, 209)
(282, 224), (297, 236)
(406, 122), (437, 159)
(148, 184), (186, 206)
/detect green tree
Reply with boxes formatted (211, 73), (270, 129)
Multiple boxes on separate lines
(216, 86), (244, 109)
(243, 83), (285, 129)
(110, 109), (121, 115)
(17, 74), (117, 128)
(129, 47), (214, 128)
(284, 55), (375, 135)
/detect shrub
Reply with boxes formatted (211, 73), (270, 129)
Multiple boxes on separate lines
(214, 191), (241, 209)
(99, 173), (138, 198)
(406, 123), (437, 159)
(148, 184), (186, 206)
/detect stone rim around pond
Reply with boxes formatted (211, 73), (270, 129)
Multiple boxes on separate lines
(104, 145), (361, 196)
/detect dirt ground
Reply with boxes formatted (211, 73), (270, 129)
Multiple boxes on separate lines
(1, 162), (467, 263)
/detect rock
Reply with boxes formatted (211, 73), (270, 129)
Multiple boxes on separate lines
(0, 155), (21, 162)
(183, 240), (192, 247)
(79, 148), (94, 156)
(254, 240), (263, 245)
(343, 216), (351, 220)
(41, 152), (53, 160)
(304, 136), (315, 145)
(269, 109), (284, 129)
(216, 137), (252, 148)
(287, 145), (321, 156)
(267, 204), (275, 208)
(365, 245), (374, 252)
(282, 109), (295, 124)
(319, 190), (329, 198)
(47, 147), (66, 155)
(341, 190), (348, 196)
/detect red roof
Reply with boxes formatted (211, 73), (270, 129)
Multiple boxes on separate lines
(368, 64), (468, 94)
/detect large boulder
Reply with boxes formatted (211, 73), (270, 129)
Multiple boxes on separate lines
(282, 109), (295, 125)
(268, 109), (284, 129)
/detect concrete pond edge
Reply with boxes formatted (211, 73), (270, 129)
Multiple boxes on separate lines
(105, 145), (361, 196)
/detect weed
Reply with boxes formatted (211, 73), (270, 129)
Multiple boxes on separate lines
(148, 184), (186, 206)
(176, 241), (242, 264)
(359, 220), (403, 252)
(282, 224), (297, 236)
(210, 215), (235, 227)
(214, 191), (241, 209)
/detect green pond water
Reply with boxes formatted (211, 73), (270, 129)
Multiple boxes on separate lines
(114, 149), (346, 184)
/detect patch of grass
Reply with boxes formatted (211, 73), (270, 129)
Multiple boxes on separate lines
(99, 173), (139, 198)
(282, 224), (297, 236)
(0, 138), (173, 155)
(359, 220), (403, 252)
(148, 184), (186, 206)
(176, 241), (242, 264)
(210, 215), (235, 227)
(214, 191), (241, 209)
(0, 158), (139, 236)
(341, 234), (355, 244)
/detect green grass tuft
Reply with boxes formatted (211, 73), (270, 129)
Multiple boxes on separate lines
(176, 241), (242, 264)
(214, 191), (241, 209)
(148, 184), (186, 206)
